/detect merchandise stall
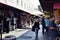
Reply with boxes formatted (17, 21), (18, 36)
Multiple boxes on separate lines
(54, 3), (60, 24)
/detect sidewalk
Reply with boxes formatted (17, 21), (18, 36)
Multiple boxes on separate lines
(2, 29), (30, 39)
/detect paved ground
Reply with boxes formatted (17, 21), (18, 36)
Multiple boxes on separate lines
(16, 29), (49, 40)
(16, 30), (34, 40)
(0, 25), (33, 40)
(16, 24), (49, 40)
(1, 24), (49, 40)
(2, 29), (29, 38)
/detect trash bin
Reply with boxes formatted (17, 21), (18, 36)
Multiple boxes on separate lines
(4, 35), (16, 40)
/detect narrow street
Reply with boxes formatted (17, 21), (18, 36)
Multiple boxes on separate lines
(16, 25), (49, 40)
(0, 0), (60, 40)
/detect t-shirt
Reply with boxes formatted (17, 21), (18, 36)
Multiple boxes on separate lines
(45, 19), (50, 27)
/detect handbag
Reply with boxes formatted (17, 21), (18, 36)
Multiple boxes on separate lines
(31, 25), (35, 32)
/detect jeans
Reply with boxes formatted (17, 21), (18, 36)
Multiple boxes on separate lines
(35, 28), (39, 40)
(42, 25), (46, 33)
(49, 36), (56, 40)
(46, 27), (48, 34)
(49, 30), (58, 40)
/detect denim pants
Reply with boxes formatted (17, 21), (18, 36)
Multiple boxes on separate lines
(49, 36), (56, 40)
(35, 28), (39, 40)
(49, 30), (58, 40)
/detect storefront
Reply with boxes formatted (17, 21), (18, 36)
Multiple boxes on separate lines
(0, 2), (37, 31)
(0, 5), (18, 32)
(54, 3), (60, 24)
(0, 7), (10, 33)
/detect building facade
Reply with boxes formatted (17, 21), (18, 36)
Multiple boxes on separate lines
(0, 0), (42, 33)
(0, 0), (36, 13)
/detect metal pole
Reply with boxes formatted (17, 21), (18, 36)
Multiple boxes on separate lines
(1, 32), (2, 40)
(0, 27), (3, 40)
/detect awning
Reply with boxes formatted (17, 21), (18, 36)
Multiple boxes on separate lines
(31, 10), (44, 16)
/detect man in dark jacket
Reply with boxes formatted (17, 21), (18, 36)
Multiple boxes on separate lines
(49, 16), (58, 40)
(41, 16), (46, 33)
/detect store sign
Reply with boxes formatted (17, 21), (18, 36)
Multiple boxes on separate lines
(54, 3), (60, 9)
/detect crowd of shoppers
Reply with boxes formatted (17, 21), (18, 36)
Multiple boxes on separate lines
(32, 15), (60, 40)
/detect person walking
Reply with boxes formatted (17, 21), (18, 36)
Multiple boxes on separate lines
(49, 16), (58, 40)
(32, 17), (40, 40)
(45, 17), (50, 34)
(41, 16), (46, 34)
